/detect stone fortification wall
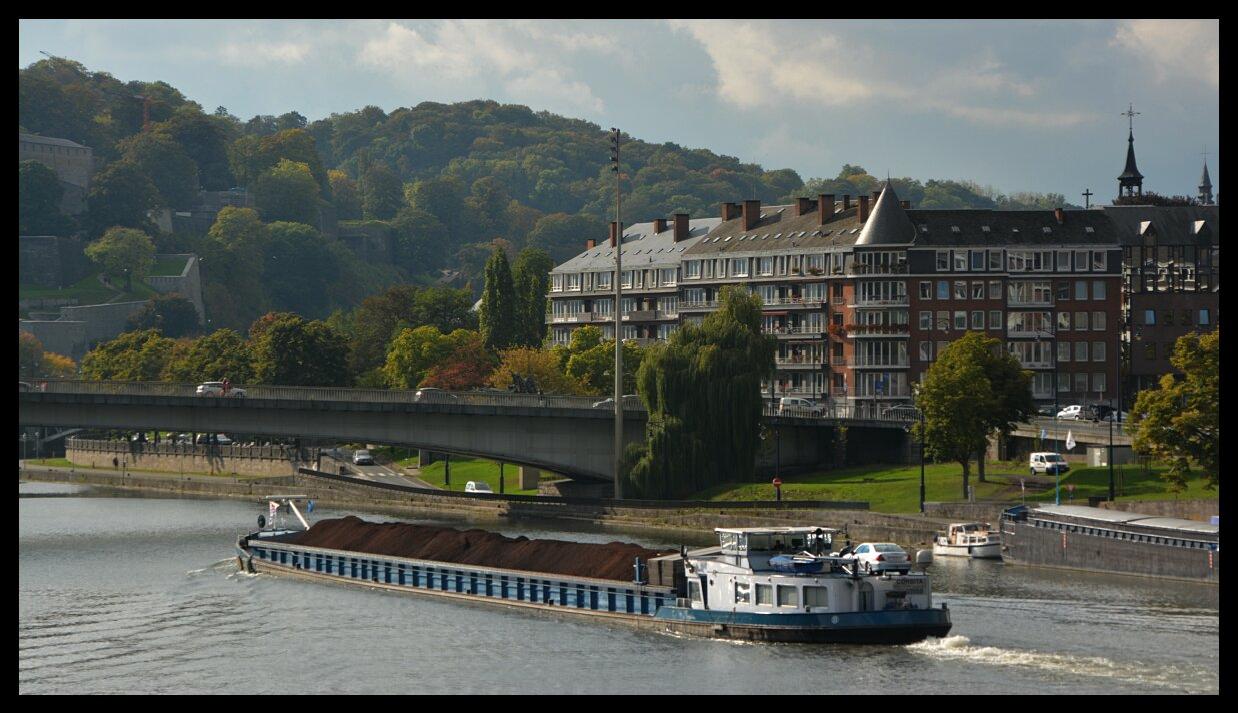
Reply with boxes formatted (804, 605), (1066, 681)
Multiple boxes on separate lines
(19, 320), (88, 360)
(143, 254), (205, 322)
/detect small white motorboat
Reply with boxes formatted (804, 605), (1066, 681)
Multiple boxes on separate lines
(932, 522), (1002, 559)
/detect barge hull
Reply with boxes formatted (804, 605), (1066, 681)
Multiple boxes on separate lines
(1001, 520), (1219, 583)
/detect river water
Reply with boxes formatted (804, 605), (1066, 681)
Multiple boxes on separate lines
(19, 482), (1219, 695)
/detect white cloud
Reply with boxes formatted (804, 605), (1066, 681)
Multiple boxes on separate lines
(217, 41), (310, 67)
(357, 20), (612, 115)
(669, 19), (1094, 129)
(1111, 19), (1218, 88)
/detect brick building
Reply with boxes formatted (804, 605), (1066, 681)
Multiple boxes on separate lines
(549, 182), (1124, 416)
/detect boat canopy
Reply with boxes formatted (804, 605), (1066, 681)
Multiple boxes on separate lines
(715, 527), (837, 555)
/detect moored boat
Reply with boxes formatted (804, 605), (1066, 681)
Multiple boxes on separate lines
(932, 522), (1003, 559)
(236, 498), (952, 644)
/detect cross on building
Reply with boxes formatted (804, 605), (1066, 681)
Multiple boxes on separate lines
(1082, 188), (1093, 209)
(1117, 103), (1144, 199)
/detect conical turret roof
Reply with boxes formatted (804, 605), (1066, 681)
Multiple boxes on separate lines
(856, 180), (916, 246)
(1200, 161), (1213, 189)
(1119, 130), (1143, 180)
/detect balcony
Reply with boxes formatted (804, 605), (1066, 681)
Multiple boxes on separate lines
(851, 357), (910, 368)
(1008, 328), (1055, 338)
(845, 324), (910, 337)
(853, 387), (912, 399)
(847, 264), (909, 276)
(679, 300), (718, 312)
(775, 354), (825, 368)
(851, 297), (909, 307)
(763, 325), (826, 338)
(1016, 360), (1054, 369)
(761, 296), (825, 308)
(549, 312), (612, 324)
(621, 309), (677, 322)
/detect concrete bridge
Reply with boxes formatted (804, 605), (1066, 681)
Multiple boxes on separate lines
(19, 380), (977, 480)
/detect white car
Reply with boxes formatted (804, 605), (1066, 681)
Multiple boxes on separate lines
(464, 481), (494, 494)
(414, 388), (458, 403)
(844, 542), (911, 575)
(778, 397), (825, 416)
(352, 449), (374, 465)
(1056, 405), (1083, 420)
(196, 381), (246, 398)
(1029, 452), (1070, 476)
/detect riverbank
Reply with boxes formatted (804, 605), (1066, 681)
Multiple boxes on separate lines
(18, 462), (951, 548)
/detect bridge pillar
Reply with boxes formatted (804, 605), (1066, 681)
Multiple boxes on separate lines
(516, 466), (539, 490)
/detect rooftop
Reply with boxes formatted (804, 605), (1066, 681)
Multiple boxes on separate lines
(551, 216), (720, 273)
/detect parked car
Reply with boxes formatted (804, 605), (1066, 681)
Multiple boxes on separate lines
(1056, 405), (1084, 420)
(195, 433), (233, 445)
(414, 388), (458, 403)
(592, 395), (641, 409)
(778, 397), (824, 416)
(843, 543), (911, 575)
(196, 381), (246, 398)
(464, 481), (494, 494)
(1036, 404), (1058, 417)
(1029, 452), (1070, 476)
(352, 449), (374, 465)
(1101, 410), (1130, 423)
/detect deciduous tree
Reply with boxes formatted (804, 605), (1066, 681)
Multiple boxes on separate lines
(488, 347), (590, 395)
(81, 329), (175, 381)
(360, 163), (403, 220)
(329, 169), (362, 220)
(116, 130), (200, 208)
(86, 160), (160, 237)
(250, 314), (349, 386)
(127, 293), (201, 338)
(19, 161), (70, 235)
(84, 227), (155, 291)
(252, 159), (320, 226)
(382, 326), (476, 390)
(161, 328), (253, 383)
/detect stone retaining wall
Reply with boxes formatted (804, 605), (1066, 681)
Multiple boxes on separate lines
(67, 439), (305, 476)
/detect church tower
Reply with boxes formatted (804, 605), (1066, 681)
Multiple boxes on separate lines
(1199, 158), (1214, 205)
(1117, 104), (1144, 199)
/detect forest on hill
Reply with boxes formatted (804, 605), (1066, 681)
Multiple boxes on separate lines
(20, 56), (1077, 329)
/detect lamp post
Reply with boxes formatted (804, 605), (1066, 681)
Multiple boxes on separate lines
(609, 127), (623, 500)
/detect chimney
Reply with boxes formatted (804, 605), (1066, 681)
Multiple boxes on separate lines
(818, 194), (835, 224)
(900, 200), (910, 209)
(1054, 208), (1065, 224)
(843, 195), (852, 211)
(796, 197), (813, 216)
(721, 202), (741, 222)
(858, 195), (870, 223)
(608, 221), (620, 247)
(673, 213), (690, 242)
(586, 239), (596, 250)
(652, 217), (667, 234)
(742, 199), (761, 231)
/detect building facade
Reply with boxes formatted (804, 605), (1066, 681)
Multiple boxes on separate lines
(19, 133), (94, 215)
(549, 184), (1124, 416)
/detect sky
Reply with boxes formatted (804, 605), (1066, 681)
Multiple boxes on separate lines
(18, 19), (1219, 202)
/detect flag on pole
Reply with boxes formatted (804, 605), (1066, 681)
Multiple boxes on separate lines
(1065, 430), (1076, 450)
(1040, 428), (1047, 440)
(307, 500), (314, 513)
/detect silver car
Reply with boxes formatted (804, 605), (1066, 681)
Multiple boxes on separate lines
(847, 542), (911, 574)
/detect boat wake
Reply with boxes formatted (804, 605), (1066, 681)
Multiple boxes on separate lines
(906, 635), (1214, 693)
(185, 559), (236, 577)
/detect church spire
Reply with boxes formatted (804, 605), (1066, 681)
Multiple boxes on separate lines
(1199, 161), (1214, 205)
(1117, 104), (1143, 199)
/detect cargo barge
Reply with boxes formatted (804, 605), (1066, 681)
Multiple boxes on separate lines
(236, 498), (952, 644)
(1000, 504), (1220, 583)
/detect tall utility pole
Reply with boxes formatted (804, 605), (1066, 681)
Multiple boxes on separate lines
(610, 128), (624, 499)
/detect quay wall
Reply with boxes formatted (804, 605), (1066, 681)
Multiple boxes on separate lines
(66, 439), (306, 476)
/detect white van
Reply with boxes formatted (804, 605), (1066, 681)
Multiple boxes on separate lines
(778, 397), (824, 416)
(464, 481), (494, 494)
(1029, 452), (1070, 475)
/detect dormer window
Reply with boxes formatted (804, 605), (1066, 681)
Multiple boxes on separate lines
(950, 226), (961, 234)
(1084, 226), (1095, 234)
(1042, 227), (1052, 234)
(919, 224), (929, 233)
(981, 225), (991, 233)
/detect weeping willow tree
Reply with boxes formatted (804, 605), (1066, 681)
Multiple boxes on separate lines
(627, 286), (776, 499)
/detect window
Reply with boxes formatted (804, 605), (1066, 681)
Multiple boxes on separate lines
(660, 268), (677, 286)
(1057, 250), (1072, 271)
(1200, 309), (1211, 325)
(972, 281), (985, 299)
(954, 251), (969, 271)
(920, 281), (932, 299)
(971, 311), (984, 329)
(937, 340), (949, 358)
(597, 272), (612, 290)
(1092, 251), (1107, 271)
(954, 281), (967, 299)
(1075, 342), (1088, 361)
(919, 311), (932, 330)
(936, 250), (950, 271)
(731, 258), (748, 277)
(989, 310), (1002, 330)
(1056, 281), (1069, 300)
(937, 311), (950, 330)
(735, 582), (751, 604)
(919, 342), (932, 362)
(803, 586), (829, 608)
(1093, 342), (1106, 362)
(755, 583), (773, 605)
(1092, 281), (1106, 300)
(1144, 309), (1156, 325)
(1058, 374), (1071, 392)
(971, 251), (985, 271)
(954, 311), (967, 330)
(988, 280), (1002, 299)
(1075, 281), (1087, 300)
(989, 250), (1003, 270)
(1074, 250), (1089, 271)
(1093, 312), (1106, 331)
(1093, 372), (1106, 393)
(777, 585), (799, 608)
(566, 273), (581, 291)
(1057, 341), (1071, 362)
(1057, 312), (1071, 331)
(1074, 372), (1089, 392)
(684, 261), (701, 279)
(688, 580), (702, 603)
(937, 281), (950, 299)
(1144, 342), (1156, 360)
(1164, 310), (1175, 326)
(1075, 311), (1088, 330)
(1181, 309), (1192, 326)
(757, 257), (774, 276)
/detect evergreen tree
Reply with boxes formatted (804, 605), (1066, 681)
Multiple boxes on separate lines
(512, 246), (553, 347)
(478, 247), (517, 352)
(627, 286), (775, 498)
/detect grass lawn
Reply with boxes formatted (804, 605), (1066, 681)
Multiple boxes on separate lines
(19, 271), (157, 304)
(690, 461), (1216, 514)
(416, 457), (548, 496)
(148, 255), (188, 277)
(26, 457), (74, 468)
